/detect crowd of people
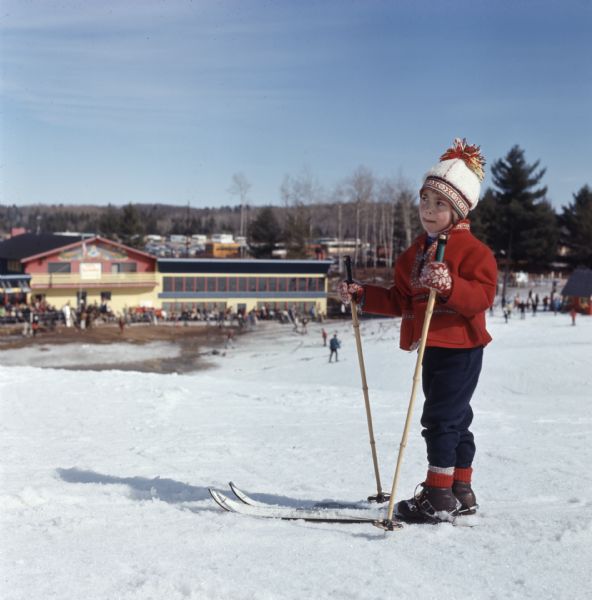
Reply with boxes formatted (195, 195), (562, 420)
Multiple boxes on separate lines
(0, 299), (117, 335)
(0, 282), (582, 341)
(0, 299), (65, 335)
(499, 289), (565, 323)
(0, 298), (327, 338)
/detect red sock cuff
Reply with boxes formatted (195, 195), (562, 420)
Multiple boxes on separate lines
(426, 469), (454, 488)
(454, 467), (473, 483)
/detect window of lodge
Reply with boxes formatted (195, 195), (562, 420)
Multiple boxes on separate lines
(162, 275), (325, 296)
(112, 262), (137, 273)
(48, 262), (72, 273)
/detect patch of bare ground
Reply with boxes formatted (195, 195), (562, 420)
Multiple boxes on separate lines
(0, 323), (237, 374)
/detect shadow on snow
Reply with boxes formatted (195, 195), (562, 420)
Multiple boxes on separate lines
(56, 467), (214, 511)
(56, 467), (366, 511)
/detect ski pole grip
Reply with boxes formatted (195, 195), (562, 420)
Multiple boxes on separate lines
(345, 255), (353, 284)
(435, 234), (448, 262)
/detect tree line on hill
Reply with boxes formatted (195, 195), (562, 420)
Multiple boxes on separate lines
(1, 145), (590, 271)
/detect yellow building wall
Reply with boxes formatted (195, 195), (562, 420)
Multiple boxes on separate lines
(34, 286), (159, 314)
(155, 272), (328, 315)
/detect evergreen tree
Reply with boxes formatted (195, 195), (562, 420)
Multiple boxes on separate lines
(98, 204), (121, 238)
(142, 206), (160, 235)
(203, 216), (216, 234)
(488, 145), (559, 275)
(169, 219), (187, 235)
(119, 203), (144, 246)
(560, 185), (592, 267)
(247, 206), (282, 258)
(468, 187), (497, 244)
(189, 216), (203, 234)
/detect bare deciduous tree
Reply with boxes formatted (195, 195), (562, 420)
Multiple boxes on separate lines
(280, 168), (324, 257)
(390, 179), (420, 259)
(228, 173), (252, 239)
(344, 166), (375, 266)
(377, 178), (398, 268)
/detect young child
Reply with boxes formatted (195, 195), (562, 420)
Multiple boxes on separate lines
(340, 138), (497, 523)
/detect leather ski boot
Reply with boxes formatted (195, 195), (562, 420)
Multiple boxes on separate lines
(452, 481), (478, 515)
(395, 483), (461, 524)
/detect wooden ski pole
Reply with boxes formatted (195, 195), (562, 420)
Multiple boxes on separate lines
(384, 233), (449, 525)
(344, 256), (388, 503)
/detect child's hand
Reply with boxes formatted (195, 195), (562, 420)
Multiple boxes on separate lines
(420, 262), (452, 297)
(338, 281), (364, 305)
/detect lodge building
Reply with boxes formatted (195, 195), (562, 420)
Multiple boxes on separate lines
(157, 258), (332, 316)
(0, 233), (333, 316)
(0, 234), (158, 313)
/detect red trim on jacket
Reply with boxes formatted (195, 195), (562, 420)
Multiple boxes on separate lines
(362, 220), (497, 350)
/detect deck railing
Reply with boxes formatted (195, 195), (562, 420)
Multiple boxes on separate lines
(30, 272), (158, 288)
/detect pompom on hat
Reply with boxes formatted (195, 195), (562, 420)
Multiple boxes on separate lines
(420, 138), (486, 218)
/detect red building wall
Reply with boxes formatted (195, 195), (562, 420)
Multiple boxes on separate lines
(24, 239), (155, 274)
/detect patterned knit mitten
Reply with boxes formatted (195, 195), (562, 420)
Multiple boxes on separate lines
(338, 281), (364, 305)
(419, 261), (452, 297)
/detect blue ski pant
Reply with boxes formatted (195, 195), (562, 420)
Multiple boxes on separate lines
(420, 346), (484, 469)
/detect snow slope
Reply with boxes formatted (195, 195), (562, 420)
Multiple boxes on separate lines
(1, 311), (591, 599)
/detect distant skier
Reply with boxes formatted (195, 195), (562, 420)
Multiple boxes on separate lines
(328, 333), (341, 363)
(340, 138), (497, 523)
(321, 328), (328, 346)
(301, 317), (308, 334)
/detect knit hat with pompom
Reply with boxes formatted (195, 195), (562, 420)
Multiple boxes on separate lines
(421, 138), (486, 218)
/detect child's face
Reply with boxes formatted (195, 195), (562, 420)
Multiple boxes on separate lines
(419, 188), (455, 235)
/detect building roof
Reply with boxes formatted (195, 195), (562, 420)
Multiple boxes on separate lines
(22, 235), (156, 263)
(0, 233), (82, 260)
(561, 268), (592, 297)
(157, 258), (334, 275)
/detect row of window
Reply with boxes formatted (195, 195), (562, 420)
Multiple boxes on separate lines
(162, 302), (227, 312)
(47, 262), (138, 274)
(162, 276), (325, 294)
(161, 301), (319, 313)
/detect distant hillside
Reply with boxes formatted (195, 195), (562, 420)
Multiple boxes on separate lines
(0, 201), (419, 243)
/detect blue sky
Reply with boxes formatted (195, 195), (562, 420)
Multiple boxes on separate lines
(1, 0), (590, 210)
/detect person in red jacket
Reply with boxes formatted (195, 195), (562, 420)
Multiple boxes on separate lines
(340, 138), (497, 523)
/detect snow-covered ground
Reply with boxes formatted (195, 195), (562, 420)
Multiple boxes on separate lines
(1, 310), (591, 599)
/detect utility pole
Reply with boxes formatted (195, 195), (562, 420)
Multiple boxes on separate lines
(185, 202), (191, 257)
(337, 202), (343, 273)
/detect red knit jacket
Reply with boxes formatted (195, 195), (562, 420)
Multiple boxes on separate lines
(362, 220), (497, 350)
